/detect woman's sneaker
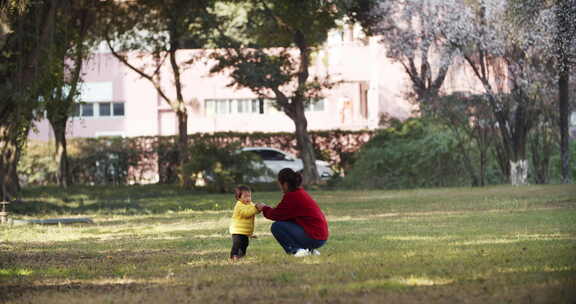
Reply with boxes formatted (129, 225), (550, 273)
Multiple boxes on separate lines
(294, 248), (311, 257)
(311, 249), (320, 256)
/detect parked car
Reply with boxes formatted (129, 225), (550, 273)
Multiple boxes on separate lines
(240, 147), (334, 182)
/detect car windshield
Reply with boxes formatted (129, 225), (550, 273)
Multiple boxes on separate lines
(249, 150), (287, 161)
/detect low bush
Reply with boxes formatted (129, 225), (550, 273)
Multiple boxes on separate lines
(342, 118), (470, 189)
(68, 137), (142, 185)
(18, 141), (58, 186)
(183, 140), (270, 192)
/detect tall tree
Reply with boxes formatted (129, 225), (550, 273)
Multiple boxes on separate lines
(211, 0), (345, 184)
(0, 0), (28, 48)
(447, 0), (555, 185)
(364, 0), (463, 105)
(351, 0), (497, 186)
(506, 0), (575, 184)
(103, 0), (219, 188)
(428, 93), (496, 186)
(41, 0), (99, 188)
(0, 0), (59, 199)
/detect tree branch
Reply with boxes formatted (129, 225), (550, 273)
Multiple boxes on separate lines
(104, 28), (173, 106)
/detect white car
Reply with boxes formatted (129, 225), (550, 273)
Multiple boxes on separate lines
(241, 147), (334, 182)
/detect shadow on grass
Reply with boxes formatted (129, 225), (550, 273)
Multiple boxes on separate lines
(13, 184), (283, 216)
(0, 281), (154, 303)
(9, 199), (146, 216)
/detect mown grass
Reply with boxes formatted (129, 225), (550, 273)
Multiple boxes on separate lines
(1, 184), (575, 303)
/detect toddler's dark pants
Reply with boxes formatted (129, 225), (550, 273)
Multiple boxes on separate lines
(230, 234), (249, 258)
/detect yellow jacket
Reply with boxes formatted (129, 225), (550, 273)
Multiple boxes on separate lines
(229, 201), (259, 236)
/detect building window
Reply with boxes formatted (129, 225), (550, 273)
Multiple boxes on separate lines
(216, 99), (232, 114)
(306, 99), (325, 112)
(113, 102), (125, 116)
(205, 100), (216, 115)
(74, 102), (125, 118)
(99, 102), (111, 116)
(81, 103), (94, 117)
(205, 98), (323, 115)
(206, 98), (267, 115)
(359, 81), (368, 119)
(252, 99), (261, 113)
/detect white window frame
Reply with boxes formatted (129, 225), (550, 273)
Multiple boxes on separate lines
(205, 98), (270, 116)
(72, 101), (125, 119)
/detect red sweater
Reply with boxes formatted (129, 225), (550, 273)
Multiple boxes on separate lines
(262, 188), (329, 240)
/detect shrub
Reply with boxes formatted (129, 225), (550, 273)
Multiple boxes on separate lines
(19, 130), (373, 187)
(155, 130), (373, 183)
(68, 137), (142, 185)
(183, 140), (269, 192)
(547, 140), (576, 183)
(342, 118), (469, 189)
(18, 140), (58, 186)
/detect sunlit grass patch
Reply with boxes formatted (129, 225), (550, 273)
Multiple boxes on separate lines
(496, 265), (576, 274)
(384, 235), (456, 242)
(0, 268), (33, 277)
(1, 214), (234, 244)
(185, 258), (238, 267)
(456, 233), (576, 246)
(318, 279), (407, 293)
(396, 275), (455, 286)
(296, 258), (323, 265)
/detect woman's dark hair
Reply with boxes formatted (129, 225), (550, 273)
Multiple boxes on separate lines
(278, 168), (302, 192)
(234, 185), (251, 200)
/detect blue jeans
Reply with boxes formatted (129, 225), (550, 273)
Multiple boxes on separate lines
(270, 221), (326, 254)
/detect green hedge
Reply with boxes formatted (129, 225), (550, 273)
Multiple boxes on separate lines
(20, 127), (574, 189)
(342, 118), (502, 189)
(20, 130), (374, 186)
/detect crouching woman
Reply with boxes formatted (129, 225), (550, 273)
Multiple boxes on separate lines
(256, 168), (329, 257)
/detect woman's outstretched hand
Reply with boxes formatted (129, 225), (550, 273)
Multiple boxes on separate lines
(255, 203), (267, 211)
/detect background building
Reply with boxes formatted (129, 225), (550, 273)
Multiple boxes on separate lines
(28, 26), (418, 141)
(28, 26), (576, 141)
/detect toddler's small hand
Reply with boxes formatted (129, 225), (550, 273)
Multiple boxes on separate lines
(255, 203), (266, 211)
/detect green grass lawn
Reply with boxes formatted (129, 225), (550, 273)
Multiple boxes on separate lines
(1, 184), (575, 303)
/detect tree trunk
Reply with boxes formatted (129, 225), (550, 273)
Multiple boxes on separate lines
(510, 111), (530, 185)
(51, 119), (71, 188)
(0, 1), (57, 199)
(531, 141), (551, 185)
(0, 128), (22, 200)
(510, 104), (529, 186)
(477, 127), (491, 187)
(292, 30), (319, 185)
(558, 68), (571, 184)
(456, 141), (480, 187)
(510, 121), (529, 185)
(292, 102), (319, 185)
(479, 147), (486, 187)
(510, 159), (528, 186)
(557, 0), (573, 184)
(176, 109), (191, 188)
(493, 145), (510, 183)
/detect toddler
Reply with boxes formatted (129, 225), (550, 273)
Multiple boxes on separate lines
(229, 185), (259, 261)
